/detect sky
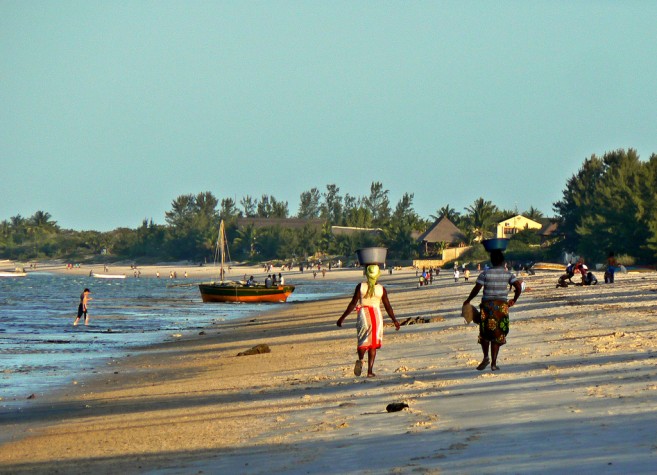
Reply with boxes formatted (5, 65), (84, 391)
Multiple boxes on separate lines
(2, 1), (657, 232)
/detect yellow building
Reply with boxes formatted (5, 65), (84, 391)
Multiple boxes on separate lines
(496, 215), (542, 239)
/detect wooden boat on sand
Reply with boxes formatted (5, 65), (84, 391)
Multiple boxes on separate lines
(199, 281), (296, 303)
(199, 220), (295, 303)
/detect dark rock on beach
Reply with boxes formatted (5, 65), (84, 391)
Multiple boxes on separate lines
(386, 316), (444, 327)
(237, 344), (271, 356)
(386, 402), (409, 412)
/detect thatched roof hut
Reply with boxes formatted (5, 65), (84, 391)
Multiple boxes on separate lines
(416, 216), (466, 256)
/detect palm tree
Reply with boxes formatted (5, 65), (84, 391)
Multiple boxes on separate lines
(26, 211), (58, 258)
(524, 206), (545, 221)
(464, 198), (499, 241)
(9, 215), (27, 245)
(233, 224), (258, 259)
(436, 240), (448, 259)
(431, 204), (461, 224)
(29, 211), (57, 231)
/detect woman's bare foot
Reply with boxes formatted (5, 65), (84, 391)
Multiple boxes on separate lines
(476, 358), (490, 371)
(367, 372), (376, 378)
(491, 364), (500, 371)
(354, 360), (363, 376)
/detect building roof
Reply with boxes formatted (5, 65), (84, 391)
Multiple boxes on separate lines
(497, 214), (543, 228)
(331, 226), (383, 236)
(236, 217), (324, 230)
(538, 221), (560, 236)
(416, 216), (466, 244)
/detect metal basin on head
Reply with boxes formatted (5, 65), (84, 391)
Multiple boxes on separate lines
(356, 247), (387, 265)
(481, 238), (509, 251)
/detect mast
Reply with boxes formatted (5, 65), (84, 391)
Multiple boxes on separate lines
(219, 220), (225, 282)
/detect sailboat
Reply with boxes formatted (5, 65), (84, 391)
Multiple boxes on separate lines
(198, 220), (296, 303)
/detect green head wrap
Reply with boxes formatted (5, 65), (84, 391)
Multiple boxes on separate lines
(365, 264), (381, 298)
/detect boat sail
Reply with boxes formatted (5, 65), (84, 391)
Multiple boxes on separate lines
(198, 220), (295, 303)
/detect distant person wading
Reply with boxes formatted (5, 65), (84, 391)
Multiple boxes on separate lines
(73, 288), (92, 326)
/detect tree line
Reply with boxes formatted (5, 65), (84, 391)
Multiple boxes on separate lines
(553, 148), (657, 264)
(2, 149), (657, 265)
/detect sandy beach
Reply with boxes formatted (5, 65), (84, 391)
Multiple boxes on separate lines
(1, 265), (657, 474)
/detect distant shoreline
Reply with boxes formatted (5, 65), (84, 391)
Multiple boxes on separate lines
(13, 260), (371, 283)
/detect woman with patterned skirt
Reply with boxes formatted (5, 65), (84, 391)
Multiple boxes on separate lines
(464, 250), (522, 371)
(337, 264), (400, 377)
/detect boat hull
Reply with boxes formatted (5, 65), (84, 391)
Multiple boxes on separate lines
(199, 283), (295, 303)
(0, 271), (27, 278)
(92, 273), (126, 279)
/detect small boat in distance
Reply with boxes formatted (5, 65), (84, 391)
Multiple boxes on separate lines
(0, 270), (27, 278)
(91, 272), (126, 279)
(198, 220), (295, 303)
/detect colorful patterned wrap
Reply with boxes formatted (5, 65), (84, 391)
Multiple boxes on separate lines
(478, 299), (510, 345)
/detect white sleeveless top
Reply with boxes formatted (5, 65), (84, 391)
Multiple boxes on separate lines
(358, 282), (383, 307)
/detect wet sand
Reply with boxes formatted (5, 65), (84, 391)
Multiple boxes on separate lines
(1, 267), (657, 474)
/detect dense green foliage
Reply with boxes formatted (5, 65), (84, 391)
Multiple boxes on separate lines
(3, 152), (657, 266)
(553, 149), (657, 263)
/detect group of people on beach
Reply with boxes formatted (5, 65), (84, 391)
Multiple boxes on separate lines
(337, 246), (521, 377)
(416, 266), (439, 286)
(557, 259), (591, 287)
(75, 246), (611, 377)
(556, 253), (621, 288)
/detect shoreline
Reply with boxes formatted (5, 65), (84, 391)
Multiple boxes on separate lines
(18, 260), (372, 281)
(0, 265), (380, 427)
(0, 264), (371, 412)
(1, 269), (657, 473)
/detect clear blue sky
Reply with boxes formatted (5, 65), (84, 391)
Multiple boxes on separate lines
(2, 1), (657, 231)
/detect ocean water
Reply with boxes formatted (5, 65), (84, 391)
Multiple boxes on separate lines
(0, 272), (354, 408)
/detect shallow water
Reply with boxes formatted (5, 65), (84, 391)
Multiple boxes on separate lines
(0, 272), (354, 408)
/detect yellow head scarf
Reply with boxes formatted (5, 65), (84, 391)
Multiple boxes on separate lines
(365, 264), (381, 298)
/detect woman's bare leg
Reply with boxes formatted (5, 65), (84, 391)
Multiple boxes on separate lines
(491, 343), (500, 370)
(477, 341), (490, 370)
(367, 348), (377, 377)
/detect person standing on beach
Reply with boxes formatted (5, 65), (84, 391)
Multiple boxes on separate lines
(605, 251), (617, 283)
(337, 265), (400, 377)
(463, 250), (522, 371)
(73, 288), (92, 326)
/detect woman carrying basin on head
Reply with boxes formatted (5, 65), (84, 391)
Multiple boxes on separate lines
(337, 264), (400, 378)
(464, 248), (522, 371)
